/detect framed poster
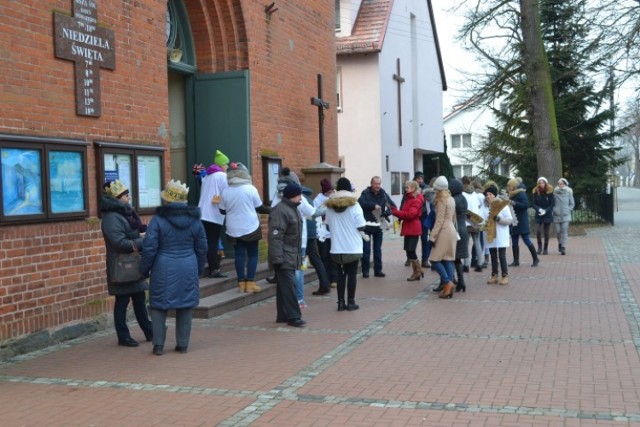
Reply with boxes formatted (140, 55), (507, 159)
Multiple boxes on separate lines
(1, 147), (44, 216)
(137, 155), (162, 208)
(49, 150), (85, 213)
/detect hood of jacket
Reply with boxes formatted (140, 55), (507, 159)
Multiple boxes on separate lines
(100, 194), (128, 214)
(448, 179), (463, 197)
(326, 190), (357, 213)
(554, 186), (573, 196)
(227, 168), (252, 187)
(155, 203), (201, 229)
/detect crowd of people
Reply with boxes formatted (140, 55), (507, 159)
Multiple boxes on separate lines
(101, 150), (575, 352)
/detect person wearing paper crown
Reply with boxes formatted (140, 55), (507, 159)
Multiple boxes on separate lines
(140, 179), (207, 356)
(197, 149), (230, 278)
(100, 179), (153, 348)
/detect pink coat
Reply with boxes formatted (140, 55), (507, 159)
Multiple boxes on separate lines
(392, 193), (424, 237)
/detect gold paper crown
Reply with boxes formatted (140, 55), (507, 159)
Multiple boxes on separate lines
(105, 180), (128, 198)
(161, 179), (189, 203)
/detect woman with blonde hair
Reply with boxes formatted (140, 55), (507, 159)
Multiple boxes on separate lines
(427, 176), (458, 299)
(391, 180), (425, 281)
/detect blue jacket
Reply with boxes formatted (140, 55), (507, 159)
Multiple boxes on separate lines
(140, 203), (207, 310)
(509, 183), (531, 235)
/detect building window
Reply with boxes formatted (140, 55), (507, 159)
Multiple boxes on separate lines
(335, 0), (341, 31)
(452, 165), (473, 179)
(451, 133), (472, 149)
(95, 141), (165, 215)
(391, 172), (401, 195)
(261, 155), (282, 206)
(0, 134), (89, 224)
(336, 68), (343, 112)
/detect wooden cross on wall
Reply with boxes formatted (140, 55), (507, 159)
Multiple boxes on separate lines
(393, 58), (405, 146)
(54, 0), (116, 117)
(310, 74), (330, 163)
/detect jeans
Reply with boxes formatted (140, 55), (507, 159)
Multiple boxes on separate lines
(234, 239), (259, 280)
(361, 228), (383, 274)
(150, 308), (192, 348)
(295, 247), (306, 302)
(490, 247), (508, 276)
(114, 291), (152, 341)
(203, 221), (223, 272)
(555, 222), (569, 247)
(430, 260), (455, 283)
(420, 228), (430, 262)
(511, 233), (533, 248)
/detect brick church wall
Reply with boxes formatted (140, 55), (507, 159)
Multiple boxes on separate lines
(0, 0), (337, 347)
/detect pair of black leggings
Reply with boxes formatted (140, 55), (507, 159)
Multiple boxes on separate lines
(490, 247), (508, 277)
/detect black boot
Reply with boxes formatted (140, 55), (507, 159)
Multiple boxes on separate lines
(337, 300), (346, 311)
(454, 264), (466, 292)
(527, 243), (540, 267)
(543, 241), (549, 255)
(509, 246), (520, 267)
(432, 282), (444, 293)
(346, 299), (359, 311)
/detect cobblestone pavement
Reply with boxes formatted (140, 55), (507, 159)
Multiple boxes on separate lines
(1, 188), (639, 426)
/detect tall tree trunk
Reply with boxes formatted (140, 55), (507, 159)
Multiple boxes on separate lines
(519, 0), (563, 183)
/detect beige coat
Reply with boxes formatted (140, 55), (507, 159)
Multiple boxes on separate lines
(428, 194), (457, 262)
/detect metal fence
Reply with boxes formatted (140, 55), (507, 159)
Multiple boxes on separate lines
(572, 189), (615, 226)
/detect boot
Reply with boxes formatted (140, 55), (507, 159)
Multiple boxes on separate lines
(454, 264), (466, 292)
(421, 260), (431, 268)
(558, 243), (562, 253)
(509, 246), (520, 267)
(432, 282), (444, 293)
(346, 299), (359, 311)
(527, 243), (540, 267)
(439, 282), (454, 299)
(245, 280), (262, 293)
(487, 274), (499, 285)
(337, 299), (346, 311)
(543, 241), (548, 255)
(561, 246), (566, 255)
(537, 241), (542, 255)
(499, 275), (509, 285)
(404, 258), (410, 266)
(482, 255), (489, 268)
(238, 280), (247, 293)
(407, 260), (423, 281)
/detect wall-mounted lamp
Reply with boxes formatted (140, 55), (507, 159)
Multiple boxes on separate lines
(168, 48), (183, 63)
(265, 2), (278, 15)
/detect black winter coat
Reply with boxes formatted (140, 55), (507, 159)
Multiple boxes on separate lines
(509, 184), (531, 235)
(532, 187), (555, 224)
(449, 179), (469, 260)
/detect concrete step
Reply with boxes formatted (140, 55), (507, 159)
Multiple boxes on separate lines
(193, 263), (318, 319)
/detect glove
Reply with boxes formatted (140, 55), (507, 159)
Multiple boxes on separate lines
(538, 208), (546, 216)
(494, 215), (501, 224)
(359, 230), (370, 242)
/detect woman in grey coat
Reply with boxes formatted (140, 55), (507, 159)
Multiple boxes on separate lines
(552, 178), (575, 255)
(101, 180), (153, 347)
(140, 180), (207, 355)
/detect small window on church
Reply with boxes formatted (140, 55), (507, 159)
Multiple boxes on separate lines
(335, 0), (341, 31)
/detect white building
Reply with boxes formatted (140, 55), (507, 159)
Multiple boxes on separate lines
(443, 99), (511, 180)
(336, 0), (447, 205)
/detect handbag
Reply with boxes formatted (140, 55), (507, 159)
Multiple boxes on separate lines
(111, 242), (142, 284)
(236, 224), (263, 242)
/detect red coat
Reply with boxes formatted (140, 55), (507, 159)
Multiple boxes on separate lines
(392, 192), (424, 237)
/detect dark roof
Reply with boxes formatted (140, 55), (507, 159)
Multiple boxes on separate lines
(336, 0), (447, 91)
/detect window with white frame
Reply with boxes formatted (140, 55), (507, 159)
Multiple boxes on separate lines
(335, 0), (341, 31)
(451, 133), (472, 149)
(452, 165), (473, 179)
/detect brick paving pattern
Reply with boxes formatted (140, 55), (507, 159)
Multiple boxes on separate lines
(1, 187), (640, 426)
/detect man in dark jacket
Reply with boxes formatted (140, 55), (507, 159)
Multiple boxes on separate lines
(268, 183), (306, 327)
(358, 176), (395, 278)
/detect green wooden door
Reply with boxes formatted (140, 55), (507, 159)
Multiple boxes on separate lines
(186, 70), (251, 204)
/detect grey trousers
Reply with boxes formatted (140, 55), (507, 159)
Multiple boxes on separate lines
(150, 308), (192, 349)
(555, 222), (569, 247)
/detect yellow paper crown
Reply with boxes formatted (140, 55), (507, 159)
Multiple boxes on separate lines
(105, 180), (128, 198)
(161, 179), (189, 203)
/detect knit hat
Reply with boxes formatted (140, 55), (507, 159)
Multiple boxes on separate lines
(161, 179), (189, 203)
(214, 150), (229, 167)
(282, 183), (302, 199)
(279, 167), (300, 185)
(413, 171), (424, 180)
(336, 177), (352, 192)
(558, 178), (569, 186)
(537, 177), (548, 185)
(105, 180), (129, 198)
(320, 178), (333, 194)
(433, 176), (448, 190)
(484, 185), (499, 197)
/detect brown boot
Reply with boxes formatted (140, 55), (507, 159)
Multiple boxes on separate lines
(487, 274), (499, 285)
(406, 260), (422, 281)
(238, 280), (247, 293)
(499, 275), (509, 285)
(438, 282), (454, 299)
(245, 280), (262, 293)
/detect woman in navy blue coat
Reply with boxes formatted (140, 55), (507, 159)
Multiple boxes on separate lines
(140, 180), (207, 356)
(506, 178), (540, 267)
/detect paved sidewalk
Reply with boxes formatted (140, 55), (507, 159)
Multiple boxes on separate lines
(1, 188), (640, 426)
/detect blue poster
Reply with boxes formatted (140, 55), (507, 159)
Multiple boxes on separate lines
(49, 151), (85, 213)
(1, 148), (43, 216)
